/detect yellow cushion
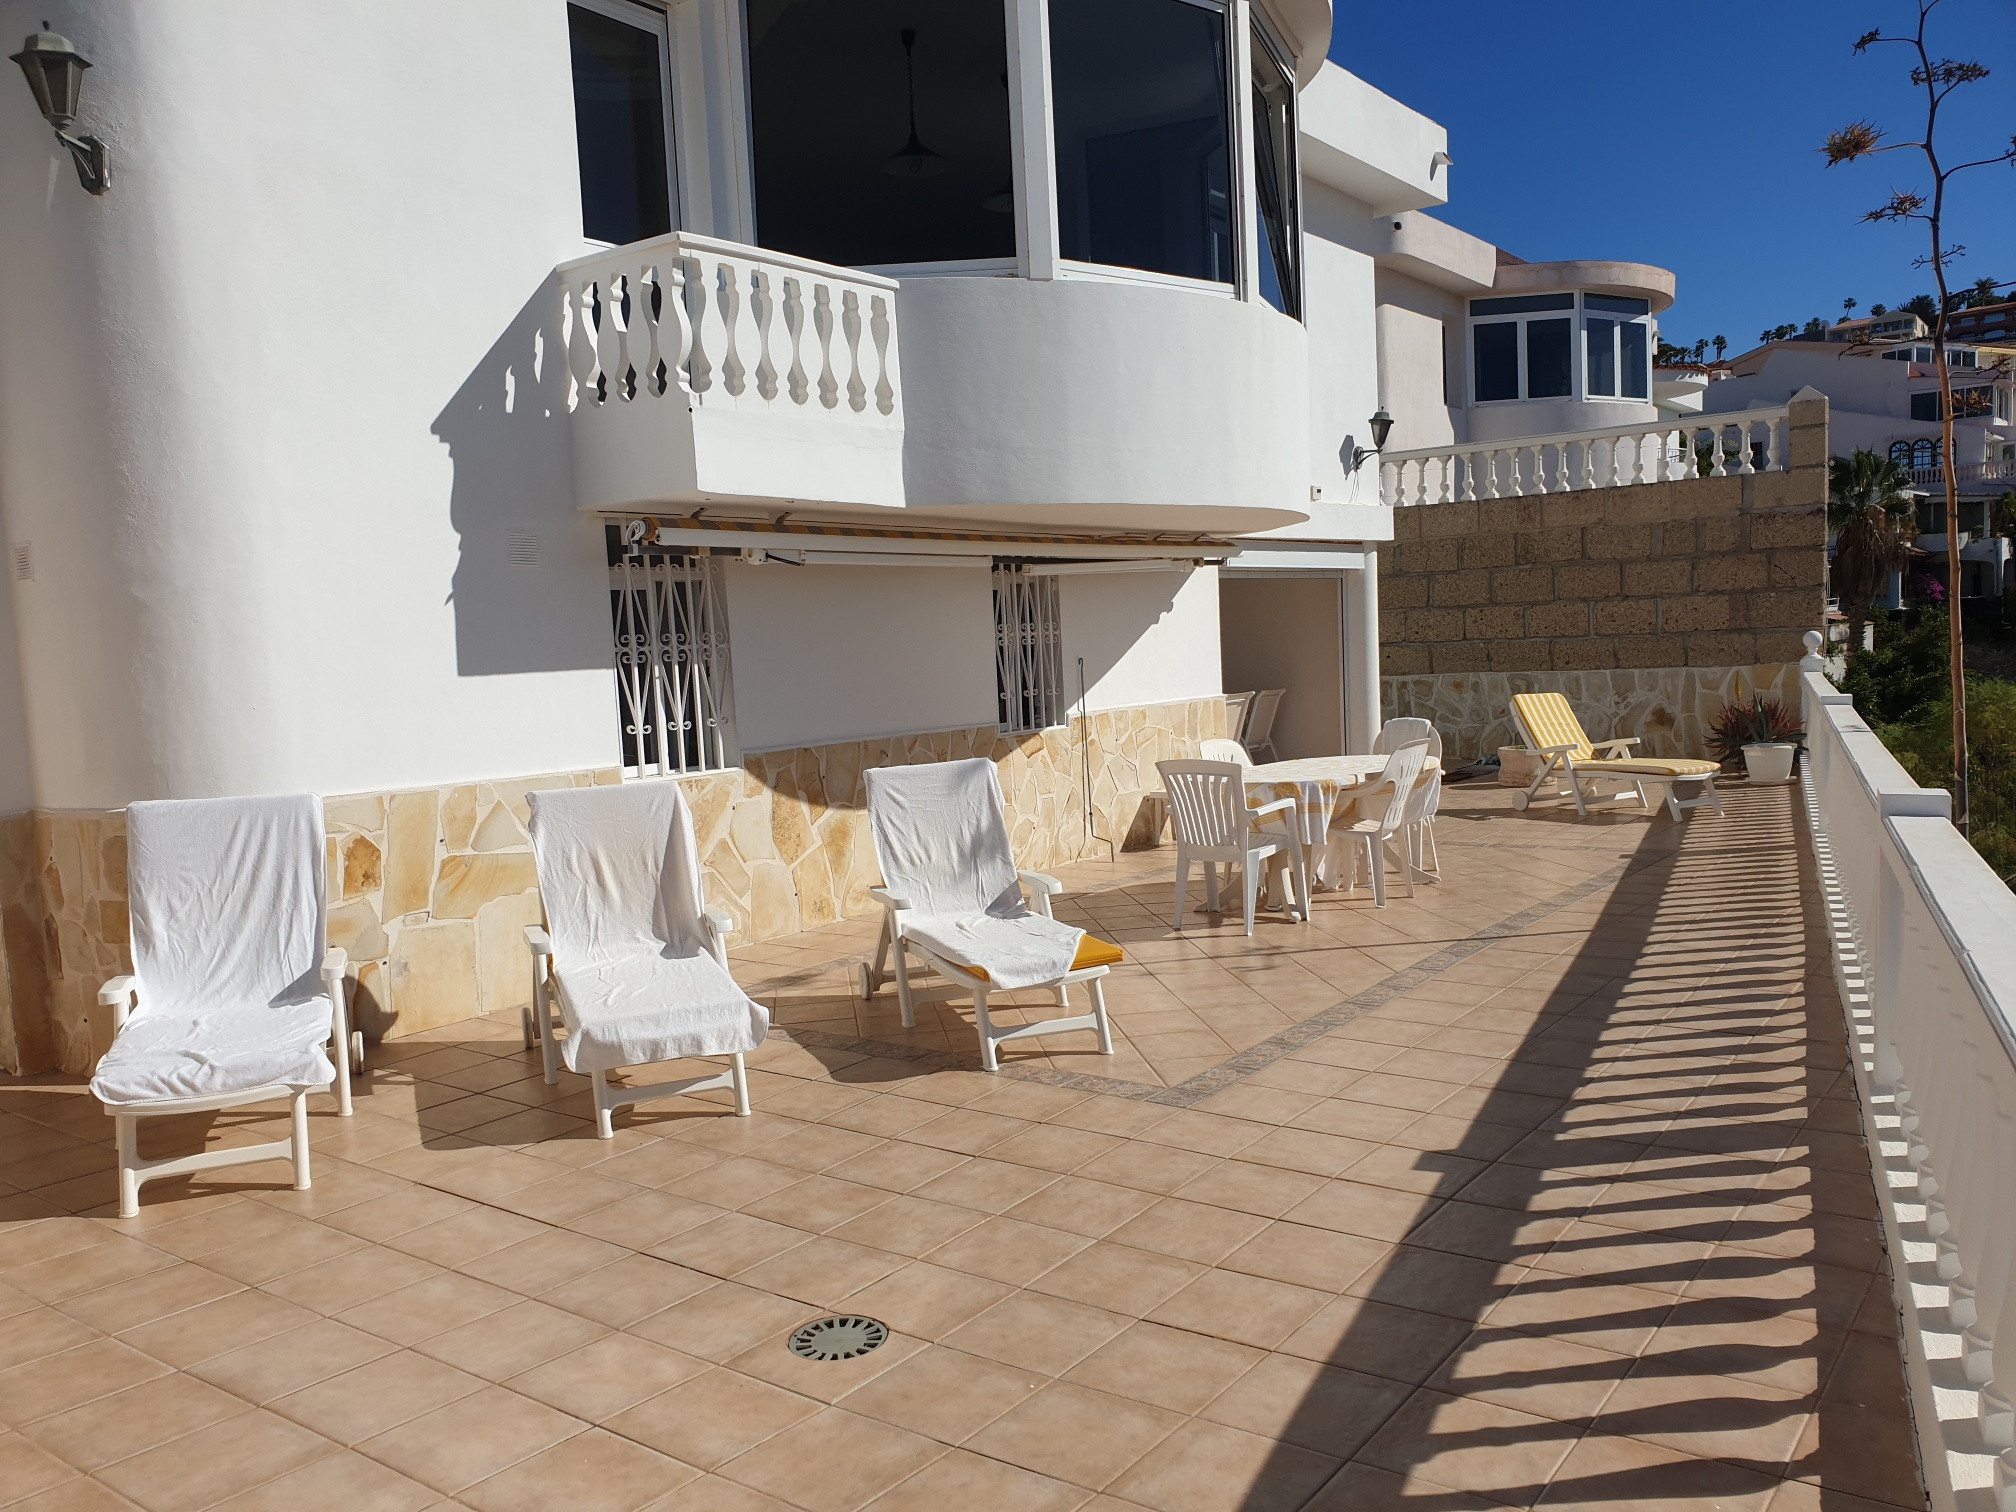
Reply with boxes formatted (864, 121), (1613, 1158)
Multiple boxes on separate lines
(1577, 758), (1720, 778)
(1511, 692), (1593, 761)
(943, 934), (1124, 983)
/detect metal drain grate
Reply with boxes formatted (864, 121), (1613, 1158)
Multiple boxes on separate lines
(788, 1315), (888, 1362)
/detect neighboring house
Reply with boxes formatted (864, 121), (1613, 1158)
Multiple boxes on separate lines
(1702, 334), (2016, 600)
(0, 0), (1481, 1070)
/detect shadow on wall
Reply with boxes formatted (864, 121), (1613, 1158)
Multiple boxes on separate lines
(433, 279), (614, 678)
(1239, 788), (1913, 1508)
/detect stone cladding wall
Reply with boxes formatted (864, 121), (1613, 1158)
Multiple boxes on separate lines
(0, 696), (1221, 1074)
(1380, 392), (1828, 760)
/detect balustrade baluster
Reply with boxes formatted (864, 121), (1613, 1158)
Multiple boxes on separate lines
(1709, 426), (1728, 477)
(1379, 460), (1395, 505)
(1458, 452), (1477, 502)
(841, 290), (868, 413)
(751, 269), (778, 401)
(870, 294), (896, 416)
(813, 284), (839, 409)
(1735, 419), (1756, 475)
(782, 278), (808, 405)
(684, 256), (714, 394)
(1628, 433), (1645, 486)
(1577, 440), (1596, 491)
(566, 278), (598, 412)
(717, 261), (746, 397)
(639, 265), (664, 397)
(1765, 417), (1783, 472)
(1482, 450), (1500, 499)
(662, 262), (694, 399)
(604, 273), (633, 402)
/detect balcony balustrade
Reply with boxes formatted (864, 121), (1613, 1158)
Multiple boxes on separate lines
(1803, 634), (2016, 1504)
(1909, 458), (2016, 491)
(1378, 406), (1791, 507)
(556, 232), (905, 516)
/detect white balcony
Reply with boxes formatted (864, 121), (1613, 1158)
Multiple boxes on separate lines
(558, 233), (905, 516)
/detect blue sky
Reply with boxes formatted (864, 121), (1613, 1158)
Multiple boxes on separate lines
(1333, 0), (2016, 355)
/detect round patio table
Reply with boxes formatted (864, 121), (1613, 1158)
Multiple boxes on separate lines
(1243, 754), (1439, 898)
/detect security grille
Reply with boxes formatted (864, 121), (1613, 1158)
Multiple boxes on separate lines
(610, 547), (737, 776)
(993, 562), (1064, 735)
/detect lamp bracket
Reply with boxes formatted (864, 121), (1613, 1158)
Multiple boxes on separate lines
(54, 128), (108, 194)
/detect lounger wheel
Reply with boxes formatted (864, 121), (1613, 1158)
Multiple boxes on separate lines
(1511, 791), (1529, 811)
(858, 961), (876, 1000)
(350, 1029), (365, 1072)
(521, 1004), (536, 1050)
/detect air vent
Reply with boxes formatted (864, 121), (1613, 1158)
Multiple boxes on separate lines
(506, 530), (539, 568)
(11, 543), (31, 582)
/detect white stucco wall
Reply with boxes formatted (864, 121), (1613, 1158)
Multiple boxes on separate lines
(1062, 566), (1221, 715)
(1373, 275), (1460, 451)
(722, 562), (997, 752)
(0, 0), (620, 808)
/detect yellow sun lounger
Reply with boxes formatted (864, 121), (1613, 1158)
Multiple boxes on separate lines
(1509, 692), (1724, 821)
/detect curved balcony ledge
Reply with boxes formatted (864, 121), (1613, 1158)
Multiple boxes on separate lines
(558, 233), (906, 516)
(894, 275), (1311, 535)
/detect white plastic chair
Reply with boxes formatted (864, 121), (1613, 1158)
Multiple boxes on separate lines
(1157, 759), (1311, 936)
(860, 759), (1116, 1073)
(1224, 691), (1255, 745)
(1374, 717), (1443, 762)
(1332, 741), (1431, 908)
(1374, 720), (1444, 875)
(1244, 689), (1286, 763)
(1200, 738), (1254, 767)
(525, 782), (768, 1137)
(92, 794), (355, 1219)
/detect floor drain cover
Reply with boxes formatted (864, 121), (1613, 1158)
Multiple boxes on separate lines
(788, 1315), (889, 1362)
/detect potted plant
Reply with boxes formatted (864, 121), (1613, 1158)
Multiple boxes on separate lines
(1707, 694), (1806, 785)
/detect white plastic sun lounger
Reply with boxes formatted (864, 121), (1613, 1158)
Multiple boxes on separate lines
(92, 794), (356, 1218)
(525, 782), (767, 1137)
(860, 758), (1120, 1073)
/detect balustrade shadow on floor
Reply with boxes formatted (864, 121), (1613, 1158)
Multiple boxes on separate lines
(1244, 784), (1921, 1510)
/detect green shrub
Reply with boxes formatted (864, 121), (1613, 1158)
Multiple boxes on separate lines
(1875, 678), (2016, 885)
(1841, 609), (1953, 724)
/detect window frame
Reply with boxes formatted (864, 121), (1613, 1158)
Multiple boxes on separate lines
(1247, 8), (1301, 319)
(1466, 291), (1654, 406)
(569, 0), (684, 248)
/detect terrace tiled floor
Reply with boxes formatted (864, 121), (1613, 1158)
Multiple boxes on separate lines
(0, 779), (1922, 1511)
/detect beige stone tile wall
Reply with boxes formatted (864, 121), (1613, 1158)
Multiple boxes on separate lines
(0, 696), (1222, 1076)
(1378, 393), (1828, 760)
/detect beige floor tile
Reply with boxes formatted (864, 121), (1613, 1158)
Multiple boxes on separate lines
(505, 1332), (707, 1421)
(1002, 1177), (1160, 1238)
(838, 1343), (1045, 1443)
(1062, 1321), (1263, 1415)
(270, 1351), (487, 1444)
(0, 1309), (100, 1374)
(205, 1447), (439, 1512)
(858, 1447), (1087, 1512)
(358, 1385), (585, 1495)
(1170, 1162), (1327, 1220)
(1147, 1267), (1330, 1351)
(1201, 1352), (1410, 1459)
(51, 1266), (237, 1342)
(1276, 1294), (1475, 1383)
(336, 1271), (519, 1347)
(116, 1290), (314, 1369)
(942, 1292), (1132, 1377)
(733, 1237), (905, 1309)
(718, 1406), (944, 1512)
(922, 1216), (1089, 1286)
(627, 1283), (811, 1364)
(1107, 1417), (1339, 1512)
(417, 1298), (608, 1381)
(1534, 1429), (1781, 1509)
(1592, 1367), (1813, 1472)
(539, 1253), (715, 1329)
(966, 1380), (1183, 1491)
(1027, 1242), (1205, 1316)
(459, 1427), (698, 1512)
(604, 1367), (818, 1469)
(834, 1260), (1013, 1341)
(0, 1341), (173, 1427)
(1356, 1387), (1581, 1504)
(94, 1408), (336, 1512)
(188, 1317), (396, 1404)
(20, 1373), (246, 1472)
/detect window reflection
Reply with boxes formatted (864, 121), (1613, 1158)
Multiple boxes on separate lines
(1526, 318), (1572, 398)
(746, 0), (1013, 268)
(1250, 24), (1298, 316)
(1052, 0), (1233, 284)
(569, 2), (675, 246)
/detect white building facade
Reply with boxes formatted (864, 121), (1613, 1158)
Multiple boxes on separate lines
(0, 0), (1478, 1070)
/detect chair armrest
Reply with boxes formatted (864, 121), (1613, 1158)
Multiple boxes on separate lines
(1593, 738), (1639, 756)
(702, 908), (735, 941)
(1018, 871), (1062, 897)
(524, 925), (552, 957)
(98, 975), (138, 1033)
(1249, 796), (1297, 817)
(869, 886), (912, 912)
(321, 947), (348, 981)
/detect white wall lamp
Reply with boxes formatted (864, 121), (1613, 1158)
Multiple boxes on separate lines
(11, 26), (108, 195)
(1351, 409), (1393, 470)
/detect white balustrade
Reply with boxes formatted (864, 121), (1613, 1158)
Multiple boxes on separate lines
(556, 232), (899, 423)
(1378, 406), (1791, 507)
(1802, 638), (2016, 1508)
(553, 233), (905, 512)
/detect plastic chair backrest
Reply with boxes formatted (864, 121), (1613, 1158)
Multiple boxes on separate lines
(1200, 738), (1254, 767)
(1371, 742), (1430, 837)
(1244, 689), (1285, 746)
(528, 781), (710, 963)
(1398, 750), (1440, 828)
(862, 758), (1021, 916)
(1157, 761), (1251, 848)
(1510, 692), (1594, 761)
(1224, 692), (1255, 741)
(1375, 717), (1442, 761)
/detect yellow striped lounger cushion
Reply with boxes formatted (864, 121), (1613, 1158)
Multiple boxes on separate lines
(1509, 693), (1717, 778)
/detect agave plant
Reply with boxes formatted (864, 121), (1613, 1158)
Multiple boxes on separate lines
(1707, 696), (1806, 766)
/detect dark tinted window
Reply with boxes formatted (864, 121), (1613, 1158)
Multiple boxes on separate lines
(747, 0), (1013, 267)
(1585, 318), (1616, 397)
(1526, 318), (1572, 398)
(1053, 0), (1233, 283)
(1250, 27), (1297, 316)
(569, 3), (673, 246)
(1620, 321), (1649, 399)
(1911, 391), (1940, 421)
(1469, 293), (1574, 316)
(1585, 294), (1650, 315)
(1474, 323), (1518, 402)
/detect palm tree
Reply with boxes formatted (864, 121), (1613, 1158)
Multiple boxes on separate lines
(1829, 450), (1918, 652)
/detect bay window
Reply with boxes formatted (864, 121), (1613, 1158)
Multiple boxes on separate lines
(1051, 0), (1234, 286)
(1470, 292), (1655, 405)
